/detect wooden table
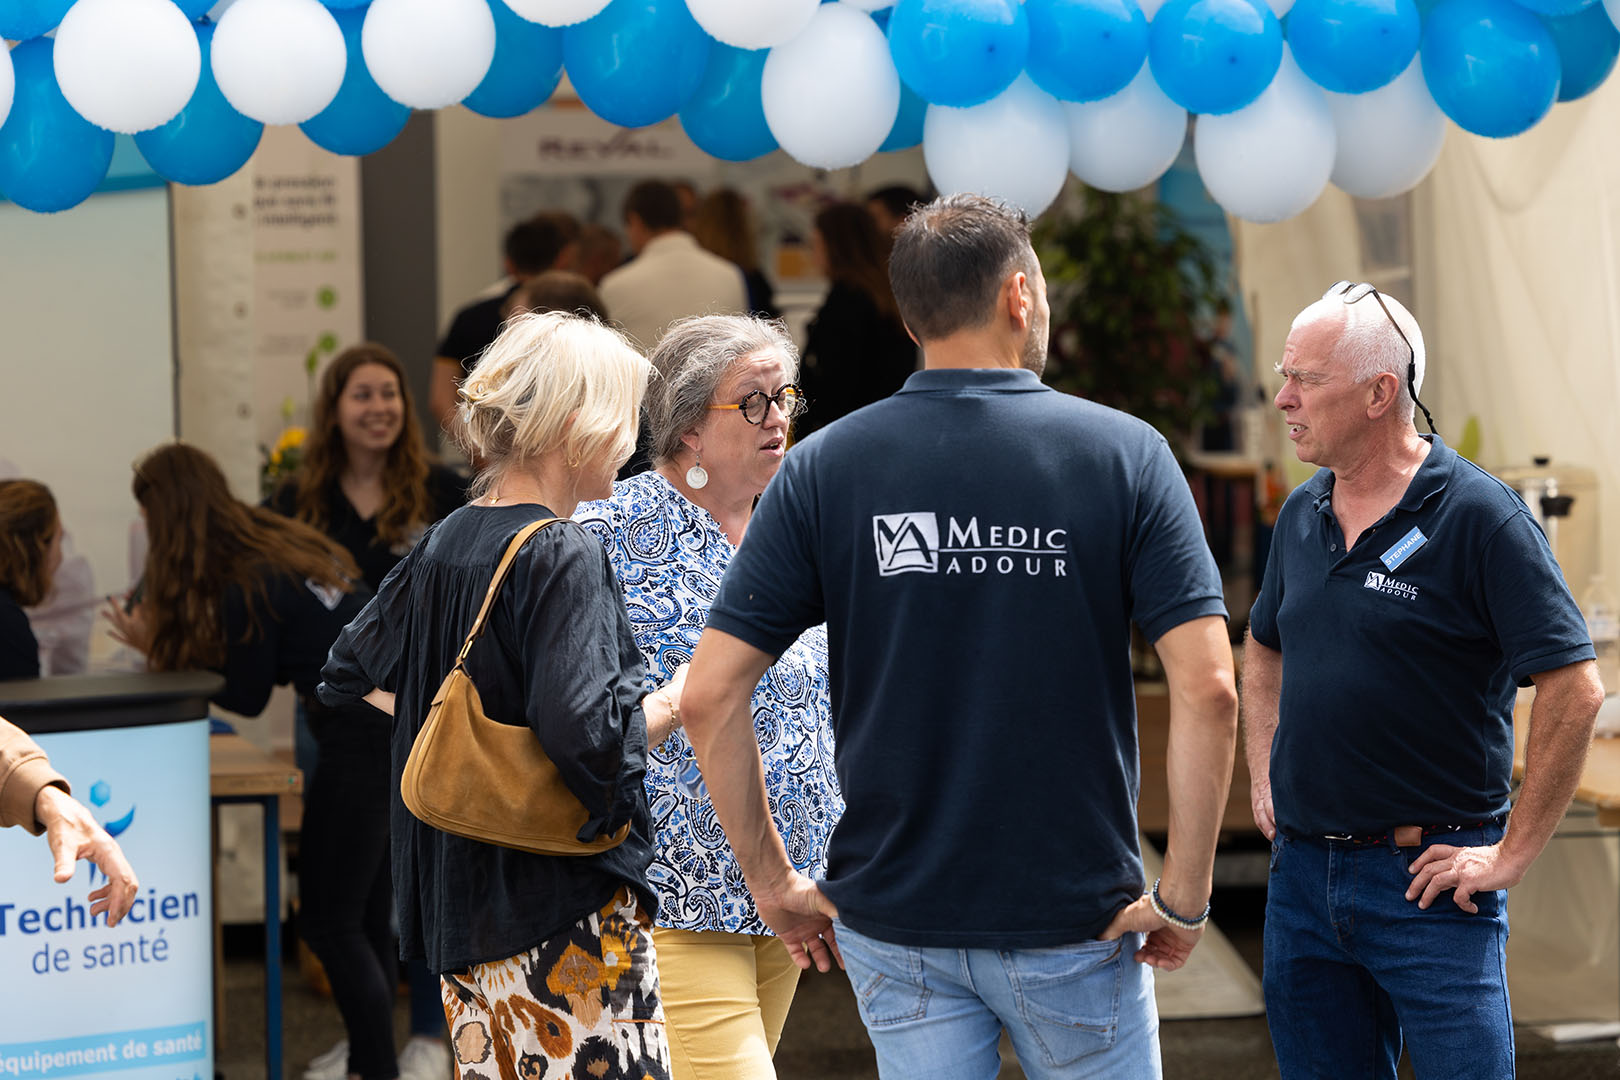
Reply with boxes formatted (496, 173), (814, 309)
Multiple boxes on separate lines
(1513, 697), (1620, 826)
(211, 732), (301, 1080)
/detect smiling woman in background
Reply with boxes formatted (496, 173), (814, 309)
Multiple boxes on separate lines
(267, 343), (465, 1080)
(0, 480), (63, 681)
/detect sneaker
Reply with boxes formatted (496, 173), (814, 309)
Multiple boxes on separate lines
(302, 1039), (348, 1080)
(397, 1038), (451, 1080)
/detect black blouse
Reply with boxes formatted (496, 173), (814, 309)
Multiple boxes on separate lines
(0, 588), (39, 681)
(267, 465), (468, 593)
(216, 568), (373, 716)
(317, 504), (655, 973)
(796, 281), (919, 438)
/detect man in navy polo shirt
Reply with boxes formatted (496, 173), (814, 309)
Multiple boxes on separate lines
(679, 194), (1240, 1079)
(1244, 282), (1602, 1079)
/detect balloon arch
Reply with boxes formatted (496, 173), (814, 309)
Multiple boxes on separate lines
(0, 0), (1613, 221)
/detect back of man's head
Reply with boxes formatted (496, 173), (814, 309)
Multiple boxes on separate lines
(888, 194), (1037, 343)
(504, 219), (570, 277)
(623, 180), (685, 233)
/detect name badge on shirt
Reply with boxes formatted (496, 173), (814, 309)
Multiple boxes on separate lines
(1380, 527), (1427, 572)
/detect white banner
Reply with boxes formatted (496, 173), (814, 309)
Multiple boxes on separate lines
(0, 720), (213, 1079)
(500, 104), (714, 177)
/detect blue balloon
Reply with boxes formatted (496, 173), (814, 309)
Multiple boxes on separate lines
(1512, 0), (1597, 13)
(879, 79), (927, 150)
(1288, 0), (1420, 93)
(563, 0), (711, 129)
(1544, 4), (1618, 101)
(300, 7), (410, 156)
(1421, 0), (1560, 137)
(464, 0), (564, 118)
(135, 21), (263, 185)
(320, 0), (371, 8)
(0, 0), (72, 40)
(1148, 0), (1282, 115)
(887, 0), (1028, 107)
(171, 0), (214, 18)
(1025, 0), (1149, 103)
(678, 45), (776, 162)
(0, 40), (114, 212)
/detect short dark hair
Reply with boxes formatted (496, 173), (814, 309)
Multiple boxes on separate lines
(502, 270), (610, 323)
(623, 180), (684, 232)
(504, 219), (570, 275)
(529, 209), (581, 248)
(866, 184), (927, 222)
(888, 194), (1036, 342)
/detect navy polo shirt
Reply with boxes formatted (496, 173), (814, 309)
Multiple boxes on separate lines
(707, 368), (1226, 948)
(1250, 436), (1592, 838)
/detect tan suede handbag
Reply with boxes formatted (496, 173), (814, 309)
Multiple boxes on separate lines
(400, 518), (630, 856)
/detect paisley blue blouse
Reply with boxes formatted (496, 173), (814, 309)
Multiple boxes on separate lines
(577, 470), (842, 935)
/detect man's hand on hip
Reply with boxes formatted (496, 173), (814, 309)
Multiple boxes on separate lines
(1405, 842), (1523, 913)
(754, 870), (843, 973)
(1250, 780), (1276, 841)
(1099, 895), (1204, 971)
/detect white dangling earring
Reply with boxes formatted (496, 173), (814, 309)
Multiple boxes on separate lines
(686, 450), (709, 490)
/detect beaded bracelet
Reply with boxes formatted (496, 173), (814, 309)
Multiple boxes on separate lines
(1148, 878), (1211, 931)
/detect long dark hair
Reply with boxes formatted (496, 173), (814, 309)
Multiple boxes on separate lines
(291, 343), (434, 550)
(815, 202), (901, 324)
(135, 443), (359, 672)
(0, 480), (58, 606)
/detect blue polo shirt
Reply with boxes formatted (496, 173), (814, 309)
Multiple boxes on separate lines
(1250, 436), (1593, 838)
(706, 368), (1226, 948)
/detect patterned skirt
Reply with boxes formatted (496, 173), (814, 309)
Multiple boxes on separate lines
(441, 887), (671, 1080)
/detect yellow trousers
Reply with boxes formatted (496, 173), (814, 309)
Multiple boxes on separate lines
(652, 926), (802, 1080)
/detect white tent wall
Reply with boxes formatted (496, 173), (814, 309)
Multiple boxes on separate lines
(1232, 74), (1620, 1027)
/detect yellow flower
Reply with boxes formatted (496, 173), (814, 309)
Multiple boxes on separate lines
(277, 427), (307, 451)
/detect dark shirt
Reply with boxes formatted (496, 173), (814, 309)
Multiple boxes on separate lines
(266, 466), (467, 593)
(796, 282), (917, 437)
(743, 268), (779, 320)
(0, 588), (39, 681)
(1250, 435), (1594, 838)
(705, 368), (1227, 948)
(436, 288), (519, 375)
(317, 505), (655, 972)
(215, 567), (374, 717)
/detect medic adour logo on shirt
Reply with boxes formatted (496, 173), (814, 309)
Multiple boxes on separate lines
(1364, 571), (1420, 600)
(873, 513), (1071, 578)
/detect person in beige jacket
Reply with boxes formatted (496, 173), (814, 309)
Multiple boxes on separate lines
(0, 717), (139, 926)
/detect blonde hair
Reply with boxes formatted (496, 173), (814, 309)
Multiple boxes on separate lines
(453, 311), (650, 498)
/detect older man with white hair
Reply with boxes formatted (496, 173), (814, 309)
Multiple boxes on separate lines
(1242, 281), (1603, 1079)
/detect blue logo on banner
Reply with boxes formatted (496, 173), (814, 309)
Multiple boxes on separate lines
(1380, 527), (1427, 572)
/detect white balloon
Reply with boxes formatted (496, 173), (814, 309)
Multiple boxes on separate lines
(762, 4), (899, 170)
(1267, 0), (1294, 15)
(1138, 0), (1167, 17)
(53, 0), (200, 134)
(686, 0), (820, 49)
(1326, 57), (1445, 200)
(1608, 0), (1620, 30)
(841, 0), (893, 8)
(212, 0), (346, 126)
(501, 0), (611, 27)
(1066, 62), (1186, 193)
(924, 75), (1071, 217)
(0, 44), (13, 132)
(363, 0), (495, 110)
(1194, 47), (1335, 224)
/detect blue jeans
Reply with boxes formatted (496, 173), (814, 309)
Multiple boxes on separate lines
(833, 920), (1161, 1080)
(1263, 824), (1513, 1080)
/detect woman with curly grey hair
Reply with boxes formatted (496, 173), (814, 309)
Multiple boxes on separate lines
(576, 315), (842, 1080)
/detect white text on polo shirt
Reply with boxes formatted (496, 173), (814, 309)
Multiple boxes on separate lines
(1364, 571), (1420, 600)
(873, 513), (1069, 578)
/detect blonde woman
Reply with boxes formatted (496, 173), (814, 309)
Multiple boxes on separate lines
(318, 312), (684, 1079)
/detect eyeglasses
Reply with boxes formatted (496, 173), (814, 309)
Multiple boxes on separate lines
(706, 384), (808, 425)
(1322, 280), (1436, 434)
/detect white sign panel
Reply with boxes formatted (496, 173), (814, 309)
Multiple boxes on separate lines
(500, 105), (714, 177)
(0, 721), (212, 1079)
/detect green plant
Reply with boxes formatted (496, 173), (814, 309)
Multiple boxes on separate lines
(1035, 191), (1226, 453)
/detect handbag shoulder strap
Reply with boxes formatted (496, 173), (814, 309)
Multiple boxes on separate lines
(456, 517), (561, 663)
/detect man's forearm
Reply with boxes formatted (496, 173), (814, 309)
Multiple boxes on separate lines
(1154, 617), (1239, 913)
(1501, 662), (1602, 876)
(1240, 635), (1281, 793)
